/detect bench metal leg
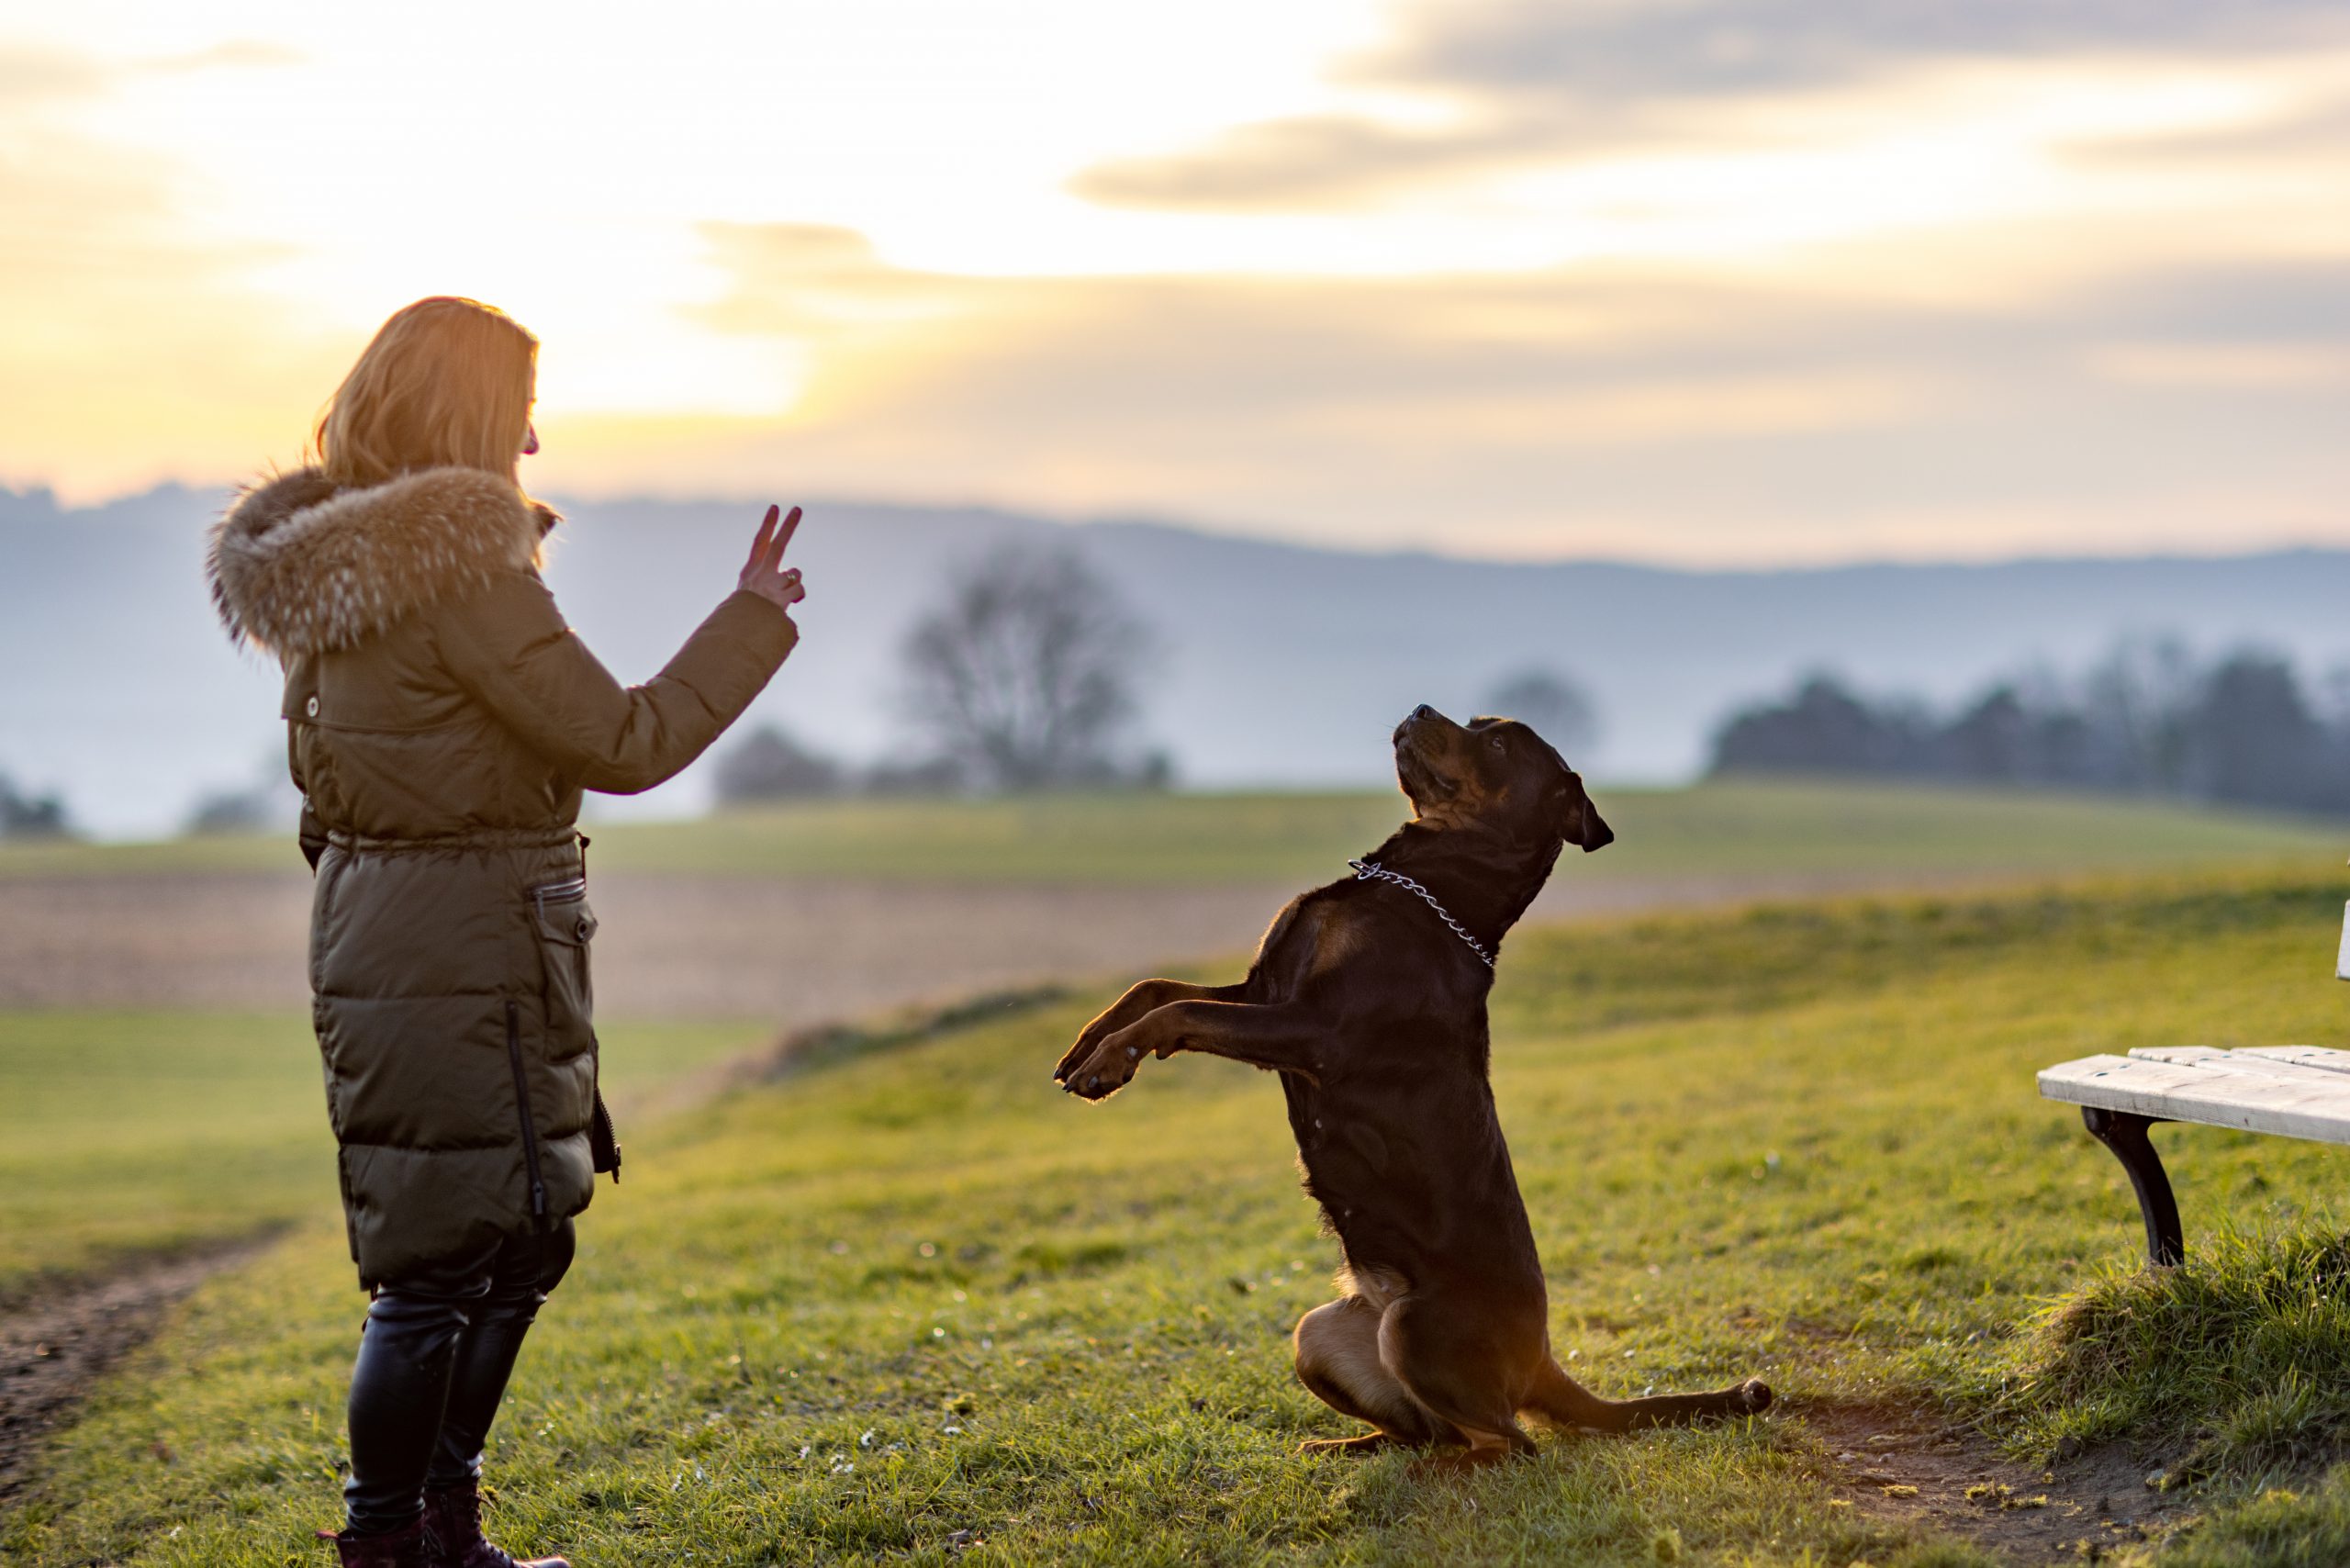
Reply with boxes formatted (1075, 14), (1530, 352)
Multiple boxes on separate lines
(2080, 1107), (2184, 1267)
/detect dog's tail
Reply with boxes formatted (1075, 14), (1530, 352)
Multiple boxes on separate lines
(1525, 1352), (1772, 1433)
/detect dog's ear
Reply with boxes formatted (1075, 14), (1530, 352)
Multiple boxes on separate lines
(1553, 769), (1613, 854)
(1576, 799), (1615, 854)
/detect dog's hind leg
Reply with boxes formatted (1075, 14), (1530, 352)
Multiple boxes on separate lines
(1526, 1353), (1772, 1433)
(1378, 1295), (1539, 1458)
(1293, 1297), (1452, 1453)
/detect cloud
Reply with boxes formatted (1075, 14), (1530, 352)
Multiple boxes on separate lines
(2086, 342), (2350, 388)
(544, 221), (2350, 563)
(1071, 0), (2350, 215)
(0, 41), (344, 498)
(145, 39), (305, 73)
(0, 36), (296, 106)
(692, 223), (974, 336)
(0, 45), (110, 106)
(1072, 115), (1516, 213)
(1369, 0), (2349, 103)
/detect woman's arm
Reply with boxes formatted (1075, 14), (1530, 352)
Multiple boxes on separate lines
(436, 508), (806, 794)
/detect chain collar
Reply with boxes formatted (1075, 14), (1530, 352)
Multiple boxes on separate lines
(1348, 858), (1496, 968)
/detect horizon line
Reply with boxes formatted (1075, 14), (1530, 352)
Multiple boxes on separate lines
(6, 473), (2348, 578)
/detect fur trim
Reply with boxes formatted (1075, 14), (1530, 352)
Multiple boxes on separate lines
(206, 467), (548, 656)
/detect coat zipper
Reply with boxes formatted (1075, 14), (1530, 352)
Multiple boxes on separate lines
(504, 1000), (548, 1221)
(530, 877), (588, 921)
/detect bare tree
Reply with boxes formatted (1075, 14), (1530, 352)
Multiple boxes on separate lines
(1483, 667), (1601, 759)
(898, 542), (1157, 790)
(2082, 634), (2197, 792)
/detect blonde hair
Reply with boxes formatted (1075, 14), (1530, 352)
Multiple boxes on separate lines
(312, 297), (538, 489)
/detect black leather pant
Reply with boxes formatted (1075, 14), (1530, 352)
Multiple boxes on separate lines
(343, 1221), (575, 1536)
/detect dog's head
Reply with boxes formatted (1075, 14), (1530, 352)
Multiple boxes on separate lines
(1393, 704), (1613, 854)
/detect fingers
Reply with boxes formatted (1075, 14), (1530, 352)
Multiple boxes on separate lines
(762, 504), (803, 575)
(743, 504), (779, 575)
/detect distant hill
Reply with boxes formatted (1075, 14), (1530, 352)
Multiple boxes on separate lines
(10, 480), (2350, 838)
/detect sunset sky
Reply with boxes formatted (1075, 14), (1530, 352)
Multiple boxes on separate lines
(6, 0), (2347, 564)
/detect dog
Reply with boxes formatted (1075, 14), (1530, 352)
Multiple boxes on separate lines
(1053, 705), (1771, 1460)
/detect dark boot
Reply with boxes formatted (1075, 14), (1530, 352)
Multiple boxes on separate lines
(318, 1518), (433, 1567)
(421, 1477), (570, 1568)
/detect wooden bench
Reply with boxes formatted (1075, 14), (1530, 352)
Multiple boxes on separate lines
(2038, 1046), (2350, 1265)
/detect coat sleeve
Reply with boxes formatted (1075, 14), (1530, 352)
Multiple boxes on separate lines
(437, 568), (799, 795)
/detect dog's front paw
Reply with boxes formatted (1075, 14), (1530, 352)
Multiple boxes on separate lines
(1060, 1036), (1143, 1101)
(1053, 1016), (1127, 1084)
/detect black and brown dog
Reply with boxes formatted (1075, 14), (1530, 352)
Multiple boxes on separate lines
(1053, 705), (1770, 1460)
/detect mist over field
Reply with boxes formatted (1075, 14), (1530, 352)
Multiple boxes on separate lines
(15, 482), (2350, 838)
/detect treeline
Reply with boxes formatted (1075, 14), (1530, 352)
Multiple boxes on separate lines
(0, 772), (69, 839)
(711, 722), (1173, 803)
(1710, 641), (2350, 814)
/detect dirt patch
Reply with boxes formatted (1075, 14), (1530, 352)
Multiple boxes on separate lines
(0, 867), (2004, 1018)
(1801, 1399), (2184, 1562)
(0, 870), (1297, 1019)
(591, 876), (1292, 1022)
(0, 1236), (279, 1510)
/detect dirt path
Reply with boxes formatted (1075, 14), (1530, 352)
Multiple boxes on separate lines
(0, 1236), (280, 1509)
(0, 867), (1989, 1020)
(1807, 1400), (2184, 1562)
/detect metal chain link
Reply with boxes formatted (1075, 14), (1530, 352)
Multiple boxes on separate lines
(1348, 858), (1496, 968)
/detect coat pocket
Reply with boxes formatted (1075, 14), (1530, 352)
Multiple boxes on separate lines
(529, 879), (598, 1043)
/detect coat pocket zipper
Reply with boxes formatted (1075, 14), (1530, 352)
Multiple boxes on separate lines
(504, 1000), (548, 1221)
(530, 876), (588, 919)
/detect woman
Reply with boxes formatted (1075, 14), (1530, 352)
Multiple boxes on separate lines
(206, 297), (806, 1568)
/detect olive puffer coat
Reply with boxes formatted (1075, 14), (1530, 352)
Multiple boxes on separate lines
(207, 466), (796, 1287)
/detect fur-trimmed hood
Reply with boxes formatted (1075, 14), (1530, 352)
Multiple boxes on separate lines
(206, 465), (555, 657)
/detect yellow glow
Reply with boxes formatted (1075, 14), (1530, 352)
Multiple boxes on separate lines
(4, 4), (2348, 558)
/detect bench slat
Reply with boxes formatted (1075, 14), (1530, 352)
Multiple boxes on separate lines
(2241, 1046), (2350, 1077)
(2130, 1047), (2350, 1082)
(2039, 1053), (2350, 1146)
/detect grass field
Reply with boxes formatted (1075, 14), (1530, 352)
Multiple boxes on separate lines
(1, 777), (2340, 884)
(10, 866), (2350, 1563)
(0, 1014), (771, 1302)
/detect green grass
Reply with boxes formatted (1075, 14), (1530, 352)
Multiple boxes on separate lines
(12, 866), (2350, 1562)
(1984, 1227), (2350, 1485)
(4, 778), (2340, 883)
(2153, 1471), (2350, 1567)
(0, 1013), (771, 1302)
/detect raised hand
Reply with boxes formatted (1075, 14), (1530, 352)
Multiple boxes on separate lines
(737, 504), (806, 613)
